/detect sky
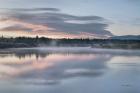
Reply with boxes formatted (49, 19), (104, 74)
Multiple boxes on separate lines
(0, 0), (140, 38)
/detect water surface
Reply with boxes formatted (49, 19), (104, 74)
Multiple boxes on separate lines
(0, 47), (140, 93)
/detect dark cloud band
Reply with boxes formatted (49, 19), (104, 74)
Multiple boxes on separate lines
(0, 8), (113, 38)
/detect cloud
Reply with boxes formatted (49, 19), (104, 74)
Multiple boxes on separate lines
(0, 8), (60, 12)
(0, 8), (113, 38)
(0, 25), (32, 32)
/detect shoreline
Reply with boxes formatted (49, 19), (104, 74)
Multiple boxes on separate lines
(0, 45), (140, 50)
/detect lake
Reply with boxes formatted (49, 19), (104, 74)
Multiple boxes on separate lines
(0, 47), (140, 93)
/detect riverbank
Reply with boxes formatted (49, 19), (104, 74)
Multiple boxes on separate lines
(0, 37), (140, 49)
(0, 42), (140, 49)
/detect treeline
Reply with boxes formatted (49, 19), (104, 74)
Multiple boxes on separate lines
(0, 36), (140, 49)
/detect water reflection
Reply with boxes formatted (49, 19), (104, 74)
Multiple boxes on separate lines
(0, 49), (112, 85)
(0, 48), (140, 93)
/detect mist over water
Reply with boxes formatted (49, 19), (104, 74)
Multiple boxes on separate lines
(0, 47), (140, 93)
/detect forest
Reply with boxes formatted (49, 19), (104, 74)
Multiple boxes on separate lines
(0, 36), (140, 49)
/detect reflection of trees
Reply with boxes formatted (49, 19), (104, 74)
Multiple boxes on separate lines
(0, 48), (140, 59)
(0, 50), (50, 59)
(14, 51), (50, 60)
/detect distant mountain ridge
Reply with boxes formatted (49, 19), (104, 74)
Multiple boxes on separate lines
(110, 35), (140, 40)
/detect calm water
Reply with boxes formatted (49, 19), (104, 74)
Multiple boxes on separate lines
(0, 47), (140, 93)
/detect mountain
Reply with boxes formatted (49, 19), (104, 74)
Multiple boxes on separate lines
(110, 35), (140, 40)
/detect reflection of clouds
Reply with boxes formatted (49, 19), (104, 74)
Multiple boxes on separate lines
(0, 50), (112, 85)
(1, 48), (139, 85)
(22, 79), (59, 85)
(17, 54), (110, 85)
